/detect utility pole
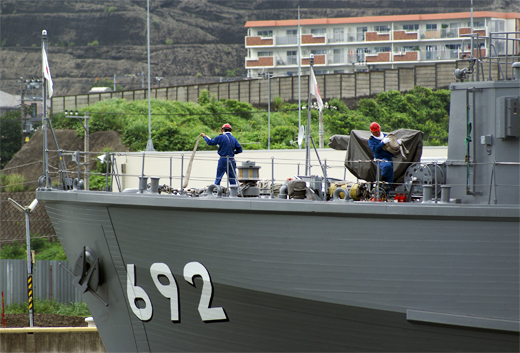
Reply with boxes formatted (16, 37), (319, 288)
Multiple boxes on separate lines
(19, 77), (26, 145)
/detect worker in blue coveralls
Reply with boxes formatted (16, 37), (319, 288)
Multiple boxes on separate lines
(367, 122), (400, 188)
(201, 123), (243, 185)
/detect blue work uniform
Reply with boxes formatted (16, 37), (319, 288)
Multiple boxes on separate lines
(203, 132), (243, 185)
(368, 133), (394, 186)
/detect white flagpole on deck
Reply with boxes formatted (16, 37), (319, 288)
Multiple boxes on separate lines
(41, 30), (50, 189)
(305, 57), (323, 175)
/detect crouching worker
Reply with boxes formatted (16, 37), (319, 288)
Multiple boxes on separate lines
(201, 123), (243, 185)
(367, 122), (399, 189)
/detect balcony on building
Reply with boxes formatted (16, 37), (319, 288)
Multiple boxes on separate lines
(365, 32), (390, 42)
(301, 34), (326, 45)
(393, 50), (419, 61)
(366, 52), (391, 63)
(393, 30), (419, 41)
(245, 36), (274, 47)
(245, 56), (274, 68)
(302, 54), (326, 66)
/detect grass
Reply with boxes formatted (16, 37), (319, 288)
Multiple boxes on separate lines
(5, 299), (90, 316)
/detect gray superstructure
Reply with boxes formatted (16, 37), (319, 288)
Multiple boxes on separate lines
(36, 37), (519, 352)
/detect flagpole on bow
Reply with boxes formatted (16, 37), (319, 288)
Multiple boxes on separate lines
(41, 30), (50, 189)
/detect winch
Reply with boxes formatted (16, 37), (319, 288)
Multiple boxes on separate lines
(237, 161), (261, 197)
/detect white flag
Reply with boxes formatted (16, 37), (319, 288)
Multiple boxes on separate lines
(42, 48), (53, 99)
(309, 67), (323, 112)
(298, 125), (305, 148)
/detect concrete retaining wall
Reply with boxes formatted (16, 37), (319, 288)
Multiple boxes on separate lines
(0, 327), (106, 353)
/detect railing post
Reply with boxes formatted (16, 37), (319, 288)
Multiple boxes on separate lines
(180, 155), (184, 194)
(271, 157), (275, 198)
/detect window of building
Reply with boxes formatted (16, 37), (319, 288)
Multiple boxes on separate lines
(257, 30), (273, 37)
(402, 46), (418, 52)
(490, 20), (505, 32)
(374, 25), (390, 33)
(311, 28), (327, 35)
(356, 47), (369, 62)
(311, 49), (327, 55)
(403, 24), (419, 32)
(333, 28), (344, 42)
(468, 20), (485, 29)
(426, 24), (437, 31)
(445, 44), (460, 49)
(445, 44), (461, 59)
(258, 51), (273, 57)
(450, 22), (460, 29)
(287, 50), (297, 65)
(315, 70), (327, 75)
(357, 27), (367, 41)
(333, 49), (344, 63)
(286, 29), (297, 36)
(286, 71), (298, 76)
(373, 47), (391, 53)
(334, 70), (345, 74)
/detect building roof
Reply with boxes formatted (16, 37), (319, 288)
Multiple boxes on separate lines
(0, 90), (20, 108)
(245, 11), (520, 28)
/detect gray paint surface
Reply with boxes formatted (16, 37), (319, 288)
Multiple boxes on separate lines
(38, 191), (519, 352)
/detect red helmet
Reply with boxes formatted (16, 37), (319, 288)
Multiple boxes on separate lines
(221, 123), (232, 132)
(370, 122), (380, 133)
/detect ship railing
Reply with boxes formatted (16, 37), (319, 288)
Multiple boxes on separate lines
(41, 149), (519, 204)
(458, 31), (520, 82)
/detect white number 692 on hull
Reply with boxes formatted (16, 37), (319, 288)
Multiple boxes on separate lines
(126, 262), (228, 323)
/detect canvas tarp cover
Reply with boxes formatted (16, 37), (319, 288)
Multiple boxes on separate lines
(340, 129), (423, 183)
(328, 135), (350, 150)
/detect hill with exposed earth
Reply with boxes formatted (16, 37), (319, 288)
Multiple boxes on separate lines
(0, 0), (516, 96)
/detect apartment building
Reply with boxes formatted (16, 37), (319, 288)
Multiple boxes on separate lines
(244, 11), (519, 78)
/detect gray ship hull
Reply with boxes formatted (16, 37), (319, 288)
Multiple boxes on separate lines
(37, 190), (520, 352)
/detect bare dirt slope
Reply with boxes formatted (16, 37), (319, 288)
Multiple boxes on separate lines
(3, 129), (128, 189)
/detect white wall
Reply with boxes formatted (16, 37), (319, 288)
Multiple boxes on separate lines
(114, 146), (447, 191)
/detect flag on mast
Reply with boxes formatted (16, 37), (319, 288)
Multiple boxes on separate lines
(42, 48), (53, 99)
(309, 66), (323, 112)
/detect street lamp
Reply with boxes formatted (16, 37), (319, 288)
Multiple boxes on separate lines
(8, 198), (38, 327)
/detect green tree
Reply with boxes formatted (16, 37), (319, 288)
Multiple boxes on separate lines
(0, 111), (22, 168)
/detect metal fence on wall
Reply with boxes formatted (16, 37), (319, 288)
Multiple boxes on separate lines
(0, 259), (82, 306)
(50, 61), (503, 114)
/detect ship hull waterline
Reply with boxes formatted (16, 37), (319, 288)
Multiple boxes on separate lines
(37, 190), (520, 352)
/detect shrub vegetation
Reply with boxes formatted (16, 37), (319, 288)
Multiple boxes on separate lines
(5, 299), (90, 316)
(0, 234), (67, 260)
(50, 87), (449, 152)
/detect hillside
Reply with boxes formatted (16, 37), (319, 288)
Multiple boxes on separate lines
(0, 0), (515, 96)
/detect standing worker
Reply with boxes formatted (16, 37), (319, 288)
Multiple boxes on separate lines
(367, 122), (400, 188)
(201, 123), (243, 186)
